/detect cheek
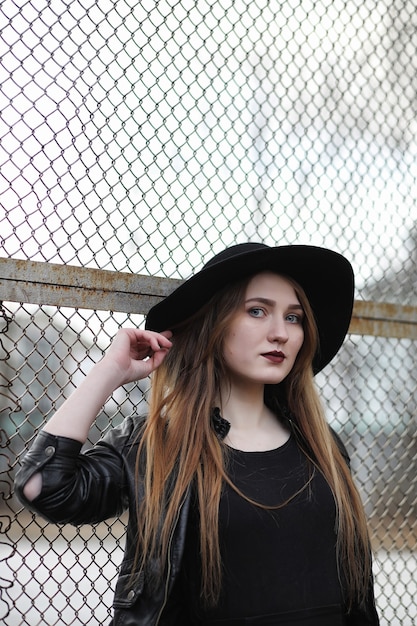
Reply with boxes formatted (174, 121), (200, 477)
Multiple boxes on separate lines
(294, 329), (305, 354)
(223, 329), (251, 369)
(222, 332), (238, 360)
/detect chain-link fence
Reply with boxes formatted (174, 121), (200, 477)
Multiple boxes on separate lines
(1, 0), (416, 624)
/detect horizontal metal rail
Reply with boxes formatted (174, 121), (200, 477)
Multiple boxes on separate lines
(350, 300), (417, 339)
(1, 257), (416, 339)
(0, 257), (182, 314)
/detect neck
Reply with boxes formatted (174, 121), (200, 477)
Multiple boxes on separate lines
(219, 381), (266, 430)
(218, 380), (290, 451)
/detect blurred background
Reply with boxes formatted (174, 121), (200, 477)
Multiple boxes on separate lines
(0, 0), (416, 624)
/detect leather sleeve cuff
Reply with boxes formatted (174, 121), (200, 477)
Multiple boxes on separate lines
(14, 431), (83, 508)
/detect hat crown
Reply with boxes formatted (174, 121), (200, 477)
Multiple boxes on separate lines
(204, 242), (269, 269)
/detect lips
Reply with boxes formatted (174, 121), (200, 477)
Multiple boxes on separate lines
(262, 351), (285, 363)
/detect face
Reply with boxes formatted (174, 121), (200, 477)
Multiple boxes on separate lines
(222, 272), (305, 389)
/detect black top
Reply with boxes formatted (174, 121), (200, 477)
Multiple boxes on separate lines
(181, 435), (346, 624)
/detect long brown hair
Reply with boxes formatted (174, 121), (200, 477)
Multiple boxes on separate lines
(133, 273), (371, 608)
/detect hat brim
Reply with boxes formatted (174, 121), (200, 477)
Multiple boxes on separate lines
(145, 244), (354, 373)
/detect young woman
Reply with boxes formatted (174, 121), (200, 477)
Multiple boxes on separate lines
(15, 242), (380, 625)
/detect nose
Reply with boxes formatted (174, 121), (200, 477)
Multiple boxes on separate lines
(267, 316), (289, 344)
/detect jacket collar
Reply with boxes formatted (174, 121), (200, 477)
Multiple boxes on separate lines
(211, 407), (231, 440)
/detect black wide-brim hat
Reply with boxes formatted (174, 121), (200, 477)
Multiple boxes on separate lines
(145, 242), (354, 373)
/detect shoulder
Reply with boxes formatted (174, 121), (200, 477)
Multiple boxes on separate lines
(330, 427), (351, 469)
(94, 414), (148, 458)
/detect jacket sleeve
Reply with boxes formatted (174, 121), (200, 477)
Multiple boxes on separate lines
(330, 429), (380, 625)
(346, 582), (380, 625)
(14, 416), (143, 525)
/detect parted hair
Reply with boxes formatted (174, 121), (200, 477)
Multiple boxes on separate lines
(133, 273), (371, 609)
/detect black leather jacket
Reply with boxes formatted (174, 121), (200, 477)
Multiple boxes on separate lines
(14, 416), (379, 626)
(14, 415), (192, 626)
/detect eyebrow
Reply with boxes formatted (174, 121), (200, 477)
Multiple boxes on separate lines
(245, 297), (303, 309)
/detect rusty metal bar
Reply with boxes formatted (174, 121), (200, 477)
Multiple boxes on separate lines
(1, 257), (416, 338)
(0, 257), (182, 315)
(350, 300), (417, 339)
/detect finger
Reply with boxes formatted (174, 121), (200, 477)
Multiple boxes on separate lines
(147, 332), (172, 352)
(148, 344), (170, 371)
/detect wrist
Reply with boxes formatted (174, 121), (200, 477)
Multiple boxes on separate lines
(88, 357), (122, 395)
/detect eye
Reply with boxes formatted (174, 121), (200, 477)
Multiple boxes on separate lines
(248, 307), (265, 318)
(286, 313), (302, 324)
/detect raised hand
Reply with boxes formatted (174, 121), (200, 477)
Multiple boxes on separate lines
(103, 328), (173, 386)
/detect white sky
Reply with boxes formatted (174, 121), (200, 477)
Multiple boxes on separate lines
(1, 0), (416, 293)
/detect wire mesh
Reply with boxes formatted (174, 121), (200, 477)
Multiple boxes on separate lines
(0, 0), (416, 624)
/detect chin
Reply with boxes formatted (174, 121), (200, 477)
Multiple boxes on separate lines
(267, 370), (292, 384)
(260, 376), (287, 385)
